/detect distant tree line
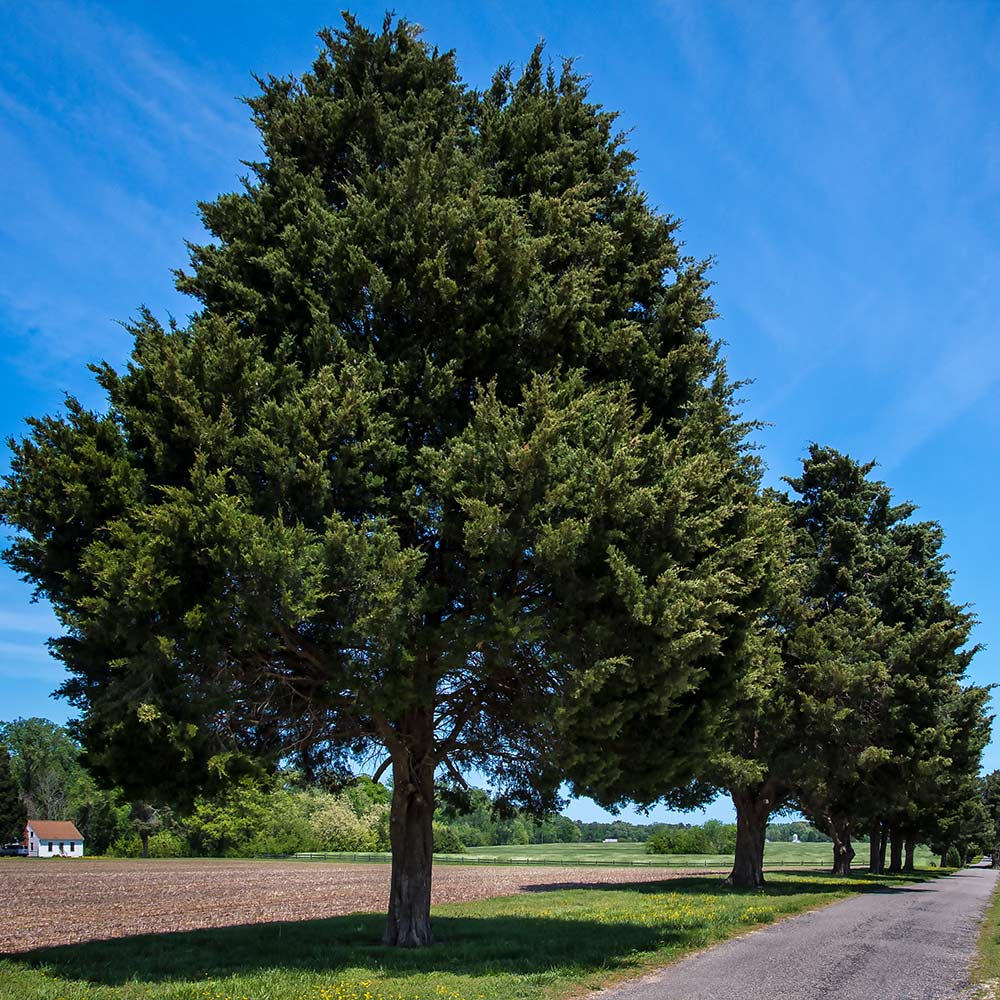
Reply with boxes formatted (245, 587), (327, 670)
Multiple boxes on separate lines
(765, 822), (832, 843)
(3, 720), (907, 858)
(687, 446), (995, 885)
(0, 719), (388, 856)
(646, 821), (838, 856)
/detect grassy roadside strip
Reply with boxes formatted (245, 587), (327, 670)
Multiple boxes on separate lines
(0, 869), (952, 1000)
(971, 869), (1000, 998)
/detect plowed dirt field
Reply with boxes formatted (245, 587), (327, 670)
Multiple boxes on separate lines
(0, 858), (718, 954)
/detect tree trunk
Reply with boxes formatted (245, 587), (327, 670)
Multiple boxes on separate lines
(140, 830), (149, 859)
(383, 734), (436, 948)
(878, 822), (888, 872)
(830, 816), (855, 875)
(939, 847), (949, 868)
(724, 786), (773, 888)
(902, 836), (915, 872)
(887, 825), (903, 873)
(868, 819), (882, 874)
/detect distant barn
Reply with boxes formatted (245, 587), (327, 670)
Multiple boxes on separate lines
(25, 820), (84, 858)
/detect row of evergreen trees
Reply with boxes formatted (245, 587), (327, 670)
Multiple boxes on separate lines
(0, 14), (993, 943)
(679, 444), (994, 885)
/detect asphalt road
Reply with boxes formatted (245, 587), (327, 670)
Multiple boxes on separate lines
(602, 865), (998, 1000)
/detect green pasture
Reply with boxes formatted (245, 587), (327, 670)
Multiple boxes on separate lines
(459, 840), (938, 869)
(279, 839), (939, 869)
(0, 870), (952, 1000)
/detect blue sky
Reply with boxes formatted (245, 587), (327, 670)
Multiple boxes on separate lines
(1, 0), (997, 825)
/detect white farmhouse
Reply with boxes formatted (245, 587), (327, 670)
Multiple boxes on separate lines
(25, 820), (84, 858)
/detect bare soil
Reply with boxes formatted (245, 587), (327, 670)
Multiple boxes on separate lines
(0, 858), (717, 954)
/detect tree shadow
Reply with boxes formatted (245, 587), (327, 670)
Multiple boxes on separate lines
(520, 869), (946, 897)
(9, 913), (695, 986)
(7, 870), (953, 988)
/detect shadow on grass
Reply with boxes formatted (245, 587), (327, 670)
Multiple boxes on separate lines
(8, 869), (954, 988)
(520, 868), (948, 897)
(11, 913), (691, 986)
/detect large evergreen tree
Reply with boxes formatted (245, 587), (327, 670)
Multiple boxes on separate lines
(777, 446), (988, 875)
(0, 17), (768, 945)
(676, 495), (797, 889)
(865, 517), (982, 873)
(767, 447), (899, 873)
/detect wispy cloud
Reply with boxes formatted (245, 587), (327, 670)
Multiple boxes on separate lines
(0, 608), (60, 638)
(867, 298), (1000, 470)
(0, 0), (257, 395)
(0, 640), (66, 682)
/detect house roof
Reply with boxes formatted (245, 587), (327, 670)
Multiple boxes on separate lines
(27, 820), (83, 840)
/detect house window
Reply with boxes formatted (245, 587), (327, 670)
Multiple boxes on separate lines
(48, 842), (53, 851)
(59, 842), (65, 851)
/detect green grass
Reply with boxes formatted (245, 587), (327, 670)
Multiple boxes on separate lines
(287, 840), (939, 869)
(973, 868), (1000, 996)
(0, 869), (951, 1000)
(460, 840), (938, 869)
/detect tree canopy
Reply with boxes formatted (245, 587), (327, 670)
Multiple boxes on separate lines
(0, 15), (769, 945)
(0, 743), (25, 842)
(778, 446), (988, 875)
(696, 446), (992, 887)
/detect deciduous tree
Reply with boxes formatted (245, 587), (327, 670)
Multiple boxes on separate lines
(0, 717), (85, 820)
(0, 744), (25, 841)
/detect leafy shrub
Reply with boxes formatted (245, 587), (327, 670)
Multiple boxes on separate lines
(308, 795), (382, 852)
(647, 829), (707, 854)
(945, 846), (962, 868)
(106, 834), (142, 857)
(646, 821), (737, 855)
(433, 823), (466, 854)
(147, 831), (187, 857)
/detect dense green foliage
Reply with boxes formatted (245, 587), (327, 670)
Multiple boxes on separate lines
(0, 744), (25, 841)
(1, 717), (84, 818)
(0, 15), (765, 806)
(647, 820), (736, 855)
(1, 717), (129, 852)
(777, 447), (990, 874)
(0, 13), (774, 944)
(983, 771), (1000, 866)
(0, 717), (401, 857)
